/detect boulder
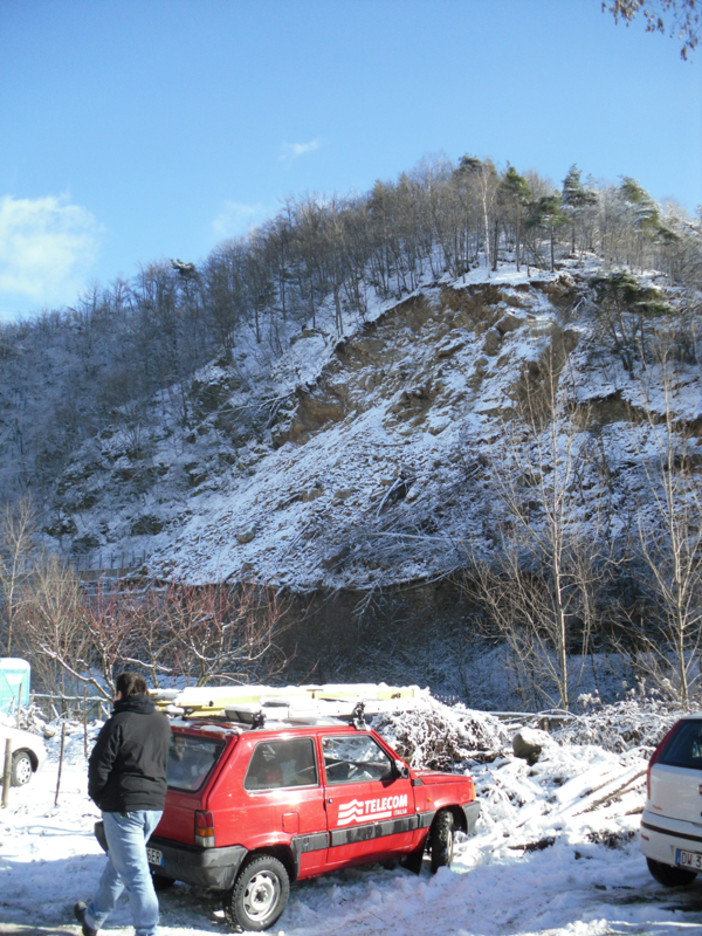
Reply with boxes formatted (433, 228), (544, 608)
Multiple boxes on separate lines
(512, 727), (552, 765)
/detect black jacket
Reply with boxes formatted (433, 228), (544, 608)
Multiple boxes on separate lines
(88, 694), (171, 813)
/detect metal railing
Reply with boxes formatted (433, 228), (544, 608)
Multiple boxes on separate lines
(30, 692), (111, 722)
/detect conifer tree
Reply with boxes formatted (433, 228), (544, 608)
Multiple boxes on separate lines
(526, 194), (567, 272)
(562, 165), (598, 256)
(499, 165), (531, 271)
(618, 177), (663, 268)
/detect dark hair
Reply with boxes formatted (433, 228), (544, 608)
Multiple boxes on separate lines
(115, 671), (148, 699)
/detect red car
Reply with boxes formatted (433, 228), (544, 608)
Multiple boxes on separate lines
(97, 703), (479, 931)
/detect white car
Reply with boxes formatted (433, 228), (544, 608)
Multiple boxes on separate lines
(0, 721), (47, 786)
(640, 713), (702, 886)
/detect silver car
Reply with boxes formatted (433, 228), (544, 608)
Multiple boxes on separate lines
(640, 713), (702, 886)
(0, 721), (47, 786)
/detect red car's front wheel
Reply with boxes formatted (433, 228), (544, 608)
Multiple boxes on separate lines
(430, 809), (455, 873)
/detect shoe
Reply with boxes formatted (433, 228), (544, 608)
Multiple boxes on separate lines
(74, 902), (98, 936)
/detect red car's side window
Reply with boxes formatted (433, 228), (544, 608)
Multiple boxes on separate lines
(321, 733), (394, 784)
(244, 737), (319, 790)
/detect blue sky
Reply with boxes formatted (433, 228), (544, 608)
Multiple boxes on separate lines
(1, 0), (700, 321)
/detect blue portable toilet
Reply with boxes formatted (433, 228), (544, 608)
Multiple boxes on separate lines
(0, 658), (31, 714)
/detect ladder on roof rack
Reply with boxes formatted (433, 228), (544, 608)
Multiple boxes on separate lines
(150, 682), (419, 724)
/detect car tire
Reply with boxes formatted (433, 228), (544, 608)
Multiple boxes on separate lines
(224, 855), (290, 932)
(646, 857), (697, 888)
(11, 750), (33, 787)
(429, 809), (455, 873)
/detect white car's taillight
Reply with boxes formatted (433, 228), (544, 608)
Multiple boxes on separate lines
(647, 722), (680, 801)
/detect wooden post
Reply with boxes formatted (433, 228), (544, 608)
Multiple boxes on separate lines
(54, 723), (66, 808)
(83, 688), (89, 759)
(2, 739), (12, 808)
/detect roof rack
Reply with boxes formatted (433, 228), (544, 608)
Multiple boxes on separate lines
(222, 698), (374, 730)
(151, 683), (419, 728)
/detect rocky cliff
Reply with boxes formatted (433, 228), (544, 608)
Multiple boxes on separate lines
(45, 259), (699, 602)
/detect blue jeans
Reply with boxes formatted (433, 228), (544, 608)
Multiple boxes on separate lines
(86, 810), (163, 936)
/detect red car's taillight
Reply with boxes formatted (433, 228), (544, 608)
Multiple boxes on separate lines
(647, 721), (680, 801)
(195, 810), (215, 848)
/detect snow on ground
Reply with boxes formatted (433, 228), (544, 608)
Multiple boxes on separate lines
(2, 702), (702, 936)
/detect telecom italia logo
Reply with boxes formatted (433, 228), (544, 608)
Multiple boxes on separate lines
(337, 794), (409, 826)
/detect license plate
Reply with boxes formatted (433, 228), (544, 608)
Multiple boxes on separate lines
(146, 846), (164, 867)
(675, 848), (702, 870)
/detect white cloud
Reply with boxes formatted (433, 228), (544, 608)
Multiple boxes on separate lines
(211, 200), (269, 240)
(280, 138), (321, 165)
(0, 193), (102, 313)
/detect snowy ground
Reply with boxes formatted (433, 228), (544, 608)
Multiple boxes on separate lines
(2, 704), (702, 936)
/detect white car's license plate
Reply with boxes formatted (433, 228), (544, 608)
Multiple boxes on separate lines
(675, 848), (702, 870)
(146, 847), (164, 867)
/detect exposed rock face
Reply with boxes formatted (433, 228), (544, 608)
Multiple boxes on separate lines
(45, 265), (699, 601)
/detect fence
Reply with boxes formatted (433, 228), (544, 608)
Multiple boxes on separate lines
(12, 549), (147, 577)
(30, 691), (111, 722)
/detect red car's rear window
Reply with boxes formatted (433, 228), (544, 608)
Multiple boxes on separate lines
(167, 733), (226, 791)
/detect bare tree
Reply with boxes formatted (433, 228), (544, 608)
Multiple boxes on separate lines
(618, 356), (702, 707)
(465, 346), (610, 711)
(14, 551), (89, 696)
(0, 496), (35, 656)
(23, 576), (148, 700)
(163, 582), (289, 687)
(201, 238), (249, 360)
(28, 577), (291, 697)
(453, 156), (500, 272)
(108, 581), (290, 689)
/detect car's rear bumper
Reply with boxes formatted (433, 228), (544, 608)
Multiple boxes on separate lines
(94, 820), (247, 891)
(147, 834), (247, 890)
(640, 809), (702, 866)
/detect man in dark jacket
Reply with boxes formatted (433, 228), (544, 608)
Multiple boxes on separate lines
(74, 672), (171, 936)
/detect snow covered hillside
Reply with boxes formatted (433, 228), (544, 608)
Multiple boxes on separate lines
(2, 696), (701, 936)
(44, 258), (701, 595)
